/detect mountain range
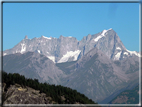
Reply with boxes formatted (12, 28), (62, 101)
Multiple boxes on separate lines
(2, 28), (140, 104)
(3, 28), (140, 63)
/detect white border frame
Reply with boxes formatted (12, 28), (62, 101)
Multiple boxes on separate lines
(1, 0), (141, 106)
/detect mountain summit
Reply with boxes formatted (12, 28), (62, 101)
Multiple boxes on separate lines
(24, 35), (28, 39)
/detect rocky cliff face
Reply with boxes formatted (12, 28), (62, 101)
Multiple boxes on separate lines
(2, 83), (54, 104)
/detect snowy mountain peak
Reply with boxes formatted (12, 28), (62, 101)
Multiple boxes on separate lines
(101, 30), (108, 36)
(108, 28), (113, 30)
(94, 28), (111, 42)
(41, 35), (51, 40)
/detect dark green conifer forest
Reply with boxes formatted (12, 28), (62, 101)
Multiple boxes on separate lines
(2, 71), (98, 104)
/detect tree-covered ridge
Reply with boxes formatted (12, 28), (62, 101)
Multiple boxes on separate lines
(2, 71), (99, 104)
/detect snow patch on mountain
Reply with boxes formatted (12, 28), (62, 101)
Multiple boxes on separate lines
(124, 52), (128, 55)
(57, 50), (81, 63)
(101, 30), (108, 36)
(37, 50), (40, 53)
(94, 29), (110, 42)
(73, 50), (81, 60)
(108, 28), (112, 30)
(116, 47), (121, 50)
(16, 50), (18, 53)
(21, 43), (26, 53)
(126, 49), (140, 57)
(42, 36), (51, 40)
(114, 51), (121, 60)
(3, 53), (7, 56)
(47, 55), (55, 63)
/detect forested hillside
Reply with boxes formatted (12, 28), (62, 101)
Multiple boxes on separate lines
(2, 71), (99, 105)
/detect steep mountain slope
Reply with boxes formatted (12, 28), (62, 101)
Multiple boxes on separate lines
(57, 47), (139, 103)
(3, 52), (66, 85)
(108, 85), (139, 104)
(3, 29), (140, 63)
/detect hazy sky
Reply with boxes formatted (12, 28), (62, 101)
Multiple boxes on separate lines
(3, 2), (140, 52)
